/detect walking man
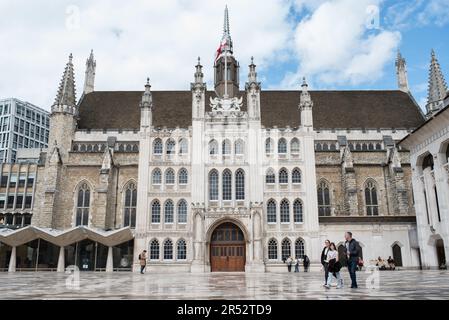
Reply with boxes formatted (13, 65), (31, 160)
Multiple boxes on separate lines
(345, 232), (359, 288)
(286, 256), (293, 272)
(139, 250), (147, 274)
(321, 240), (330, 286)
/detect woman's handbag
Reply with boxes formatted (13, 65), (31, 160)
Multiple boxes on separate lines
(358, 258), (364, 267)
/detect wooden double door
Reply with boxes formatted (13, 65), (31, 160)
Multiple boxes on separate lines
(210, 223), (246, 272)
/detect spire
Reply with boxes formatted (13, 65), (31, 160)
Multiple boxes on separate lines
(221, 5), (233, 54)
(395, 51), (409, 92)
(83, 49), (96, 94)
(426, 49), (448, 116)
(140, 78), (153, 109)
(54, 53), (76, 107)
(248, 56), (257, 83)
(299, 77), (313, 109)
(194, 57), (204, 84)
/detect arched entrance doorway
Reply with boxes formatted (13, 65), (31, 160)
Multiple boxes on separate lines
(392, 243), (403, 267)
(436, 239), (446, 269)
(210, 222), (245, 272)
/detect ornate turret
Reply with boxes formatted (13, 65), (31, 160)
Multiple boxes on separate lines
(214, 6), (239, 99)
(83, 49), (96, 95)
(426, 49), (448, 116)
(245, 57), (261, 119)
(191, 57), (206, 119)
(140, 78), (153, 129)
(299, 77), (314, 129)
(52, 53), (77, 114)
(396, 51), (409, 92)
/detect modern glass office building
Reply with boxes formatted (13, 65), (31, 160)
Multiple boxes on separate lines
(0, 98), (50, 163)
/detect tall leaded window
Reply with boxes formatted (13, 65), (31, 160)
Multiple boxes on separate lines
(365, 180), (379, 216)
(293, 199), (303, 223)
(295, 238), (305, 259)
(178, 168), (188, 185)
(235, 169), (245, 200)
(265, 138), (274, 154)
(165, 168), (175, 185)
(235, 139), (244, 155)
(177, 200), (187, 223)
(280, 199), (290, 223)
(152, 168), (162, 185)
(281, 238), (291, 261)
(177, 239), (187, 260)
(164, 200), (174, 223)
(209, 170), (219, 201)
(163, 239), (173, 260)
(209, 140), (218, 155)
(150, 239), (159, 260)
(151, 200), (161, 223)
(266, 168), (275, 184)
(166, 139), (175, 155)
(76, 183), (90, 226)
(222, 169), (232, 201)
(279, 168), (288, 184)
(123, 182), (137, 228)
(318, 180), (331, 216)
(278, 138), (287, 154)
(268, 239), (278, 260)
(267, 199), (277, 223)
(290, 138), (300, 154)
(292, 168), (301, 184)
(179, 139), (188, 154)
(222, 139), (231, 155)
(153, 138), (163, 154)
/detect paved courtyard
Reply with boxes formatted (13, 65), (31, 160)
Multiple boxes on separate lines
(0, 270), (448, 299)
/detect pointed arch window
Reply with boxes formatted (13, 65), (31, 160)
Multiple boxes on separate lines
(123, 182), (137, 228)
(235, 169), (245, 200)
(179, 139), (188, 154)
(295, 238), (305, 259)
(268, 239), (278, 260)
(163, 239), (173, 260)
(150, 239), (160, 260)
(178, 168), (188, 185)
(152, 168), (162, 185)
(151, 200), (161, 223)
(209, 140), (218, 155)
(153, 138), (163, 154)
(293, 199), (303, 223)
(177, 239), (187, 260)
(235, 139), (244, 155)
(222, 139), (231, 155)
(281, 238), (291, 261)
(292, 168), (301, 184)
(265, 168), (275, 184)
(164, 200), (174, 223)
(177, 200), (187, 223)
(318, 180), (331, 216)
(279, 168), (288, 184)
(165, 168), (175, 185)
(278, 138), (287, 154)
(365, 180), (379, 216)
(222, 169), (232, 201)
(290, 138), (300, 154)
(265, 138), (274, 154)
(209, 170), (219, 201)
(280, 199), (290, 223)
(166, 139), (175, 155)
(76, 183), (90, 226)
(267, 199), (277, 223)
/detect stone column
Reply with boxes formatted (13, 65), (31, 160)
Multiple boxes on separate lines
(57, 246), (65, 272)
(8, 246), (16, 273)
(106, 246), (114, 272)
(191, 210), (205, 273)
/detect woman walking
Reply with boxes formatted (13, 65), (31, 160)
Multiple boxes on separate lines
(324, 243), (343, 289)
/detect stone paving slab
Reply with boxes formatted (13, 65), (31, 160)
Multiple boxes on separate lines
(0, 270), (448, 300)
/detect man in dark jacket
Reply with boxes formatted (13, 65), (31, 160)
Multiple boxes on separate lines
(321, 240), (330, 286)
(345, 232), (360, 288)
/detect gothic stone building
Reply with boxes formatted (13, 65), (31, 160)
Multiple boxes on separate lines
(0, 10), (431, 272)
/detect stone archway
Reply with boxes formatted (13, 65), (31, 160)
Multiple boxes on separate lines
(209, 222), (246, 272)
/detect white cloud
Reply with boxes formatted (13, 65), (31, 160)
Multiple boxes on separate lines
(386, 0), (449, 29)
(417, 0), (449, 27)
(281, 0), (401, 88)
(0, 0), (293, 109)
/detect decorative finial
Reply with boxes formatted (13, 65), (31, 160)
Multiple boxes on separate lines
(69, 53), (73, 61)
(146, 77), (150, 86)
(197, 56), (201, 65)
(251, 56), (254, 65)
(224, 5), (230, 36)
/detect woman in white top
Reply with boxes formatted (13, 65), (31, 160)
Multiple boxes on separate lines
(324, 242), (343, 289)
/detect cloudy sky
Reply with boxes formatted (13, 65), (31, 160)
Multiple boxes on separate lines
(0, 0), (448, 112)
